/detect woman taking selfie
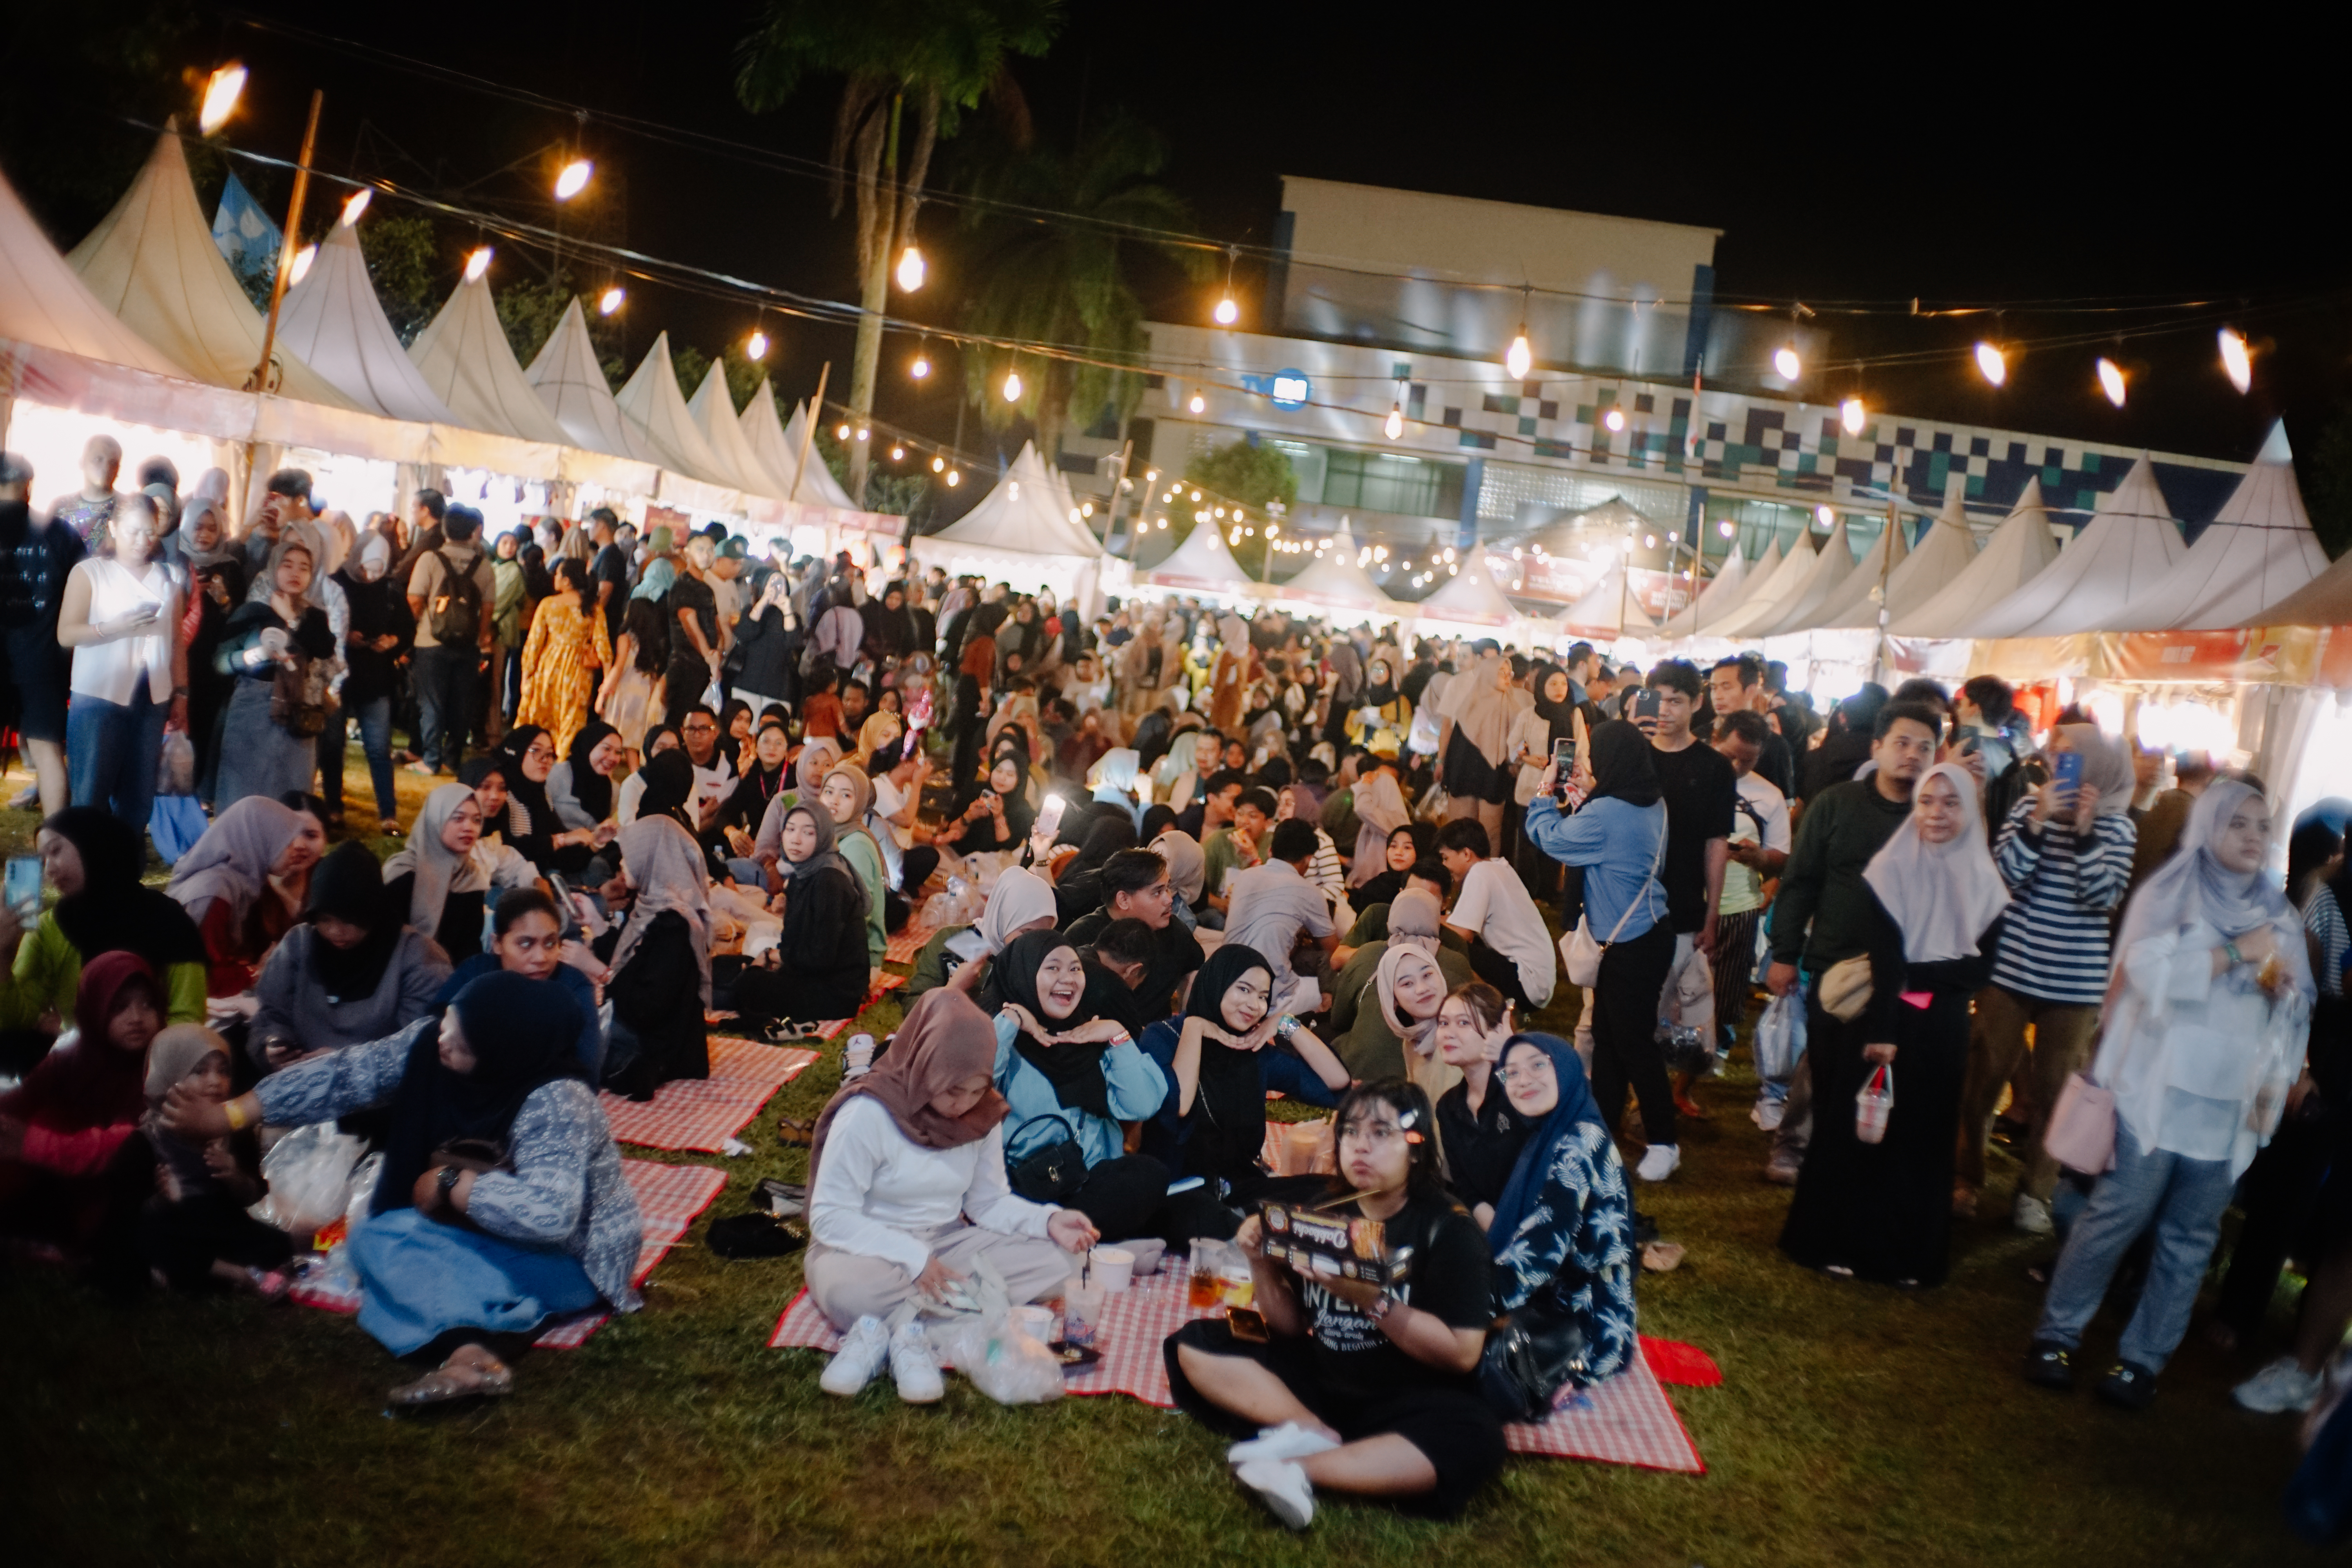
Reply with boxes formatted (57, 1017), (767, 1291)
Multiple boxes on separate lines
(1429, 982), (1520, 1227)
(212, 532), (336, 809)
(1163, 1079), (1504, 1529)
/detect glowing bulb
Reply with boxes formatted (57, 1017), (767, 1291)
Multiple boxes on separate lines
(463, 247), (492, 283)
(855, 427), (868, 443)
(1156, 517), (1167, 529)
(1214, 507), (1226, 519)
(1643, 535), (1656, 550)
(747, 330), (768, 361)
(598, 287), (625, 315)
(1384, 403), (1404, 441)
(1448, 564), (1457, 575)
(554, 160), (592, 201)
(1213, 295), (1239, 327)
(1443, 546), (1455, 562)
(890, 445), (905, 461)
(909, 354), (931, 380)
(288, 244), (317, 286)
(1070, 508), (1083, 524)
(1504, 329), (1533, 380)
(931, 456), (945, 473)
(1815, 506), (1834, 527)
(1229, 530), (1241, 546)
(198, 65), (246, 136)
(1718, 519), (1735, 538)
(1188, 392), (1206, 415)
(1839, 396), (1865, 435)
(1265, 521), (1277, 535)
(2220, 327), (2252, 393)
(1975, 342), (2007, 386)
(945, 469), (961, 487)
(2097, 358), (2127, 408)
(1003, 371), (1023, 403)
(1603, 407), (1626, 433)
(1774, 344), (1801, 381)
(339, 187), (371, 227)
(1081, 502), (1093, 518)
(896, 244), (925, 292)
(1190, 490), (1202, 502)
(835, 423), (850, 440)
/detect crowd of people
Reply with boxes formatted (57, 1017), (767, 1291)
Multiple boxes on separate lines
(0, 430), (2343, 1531)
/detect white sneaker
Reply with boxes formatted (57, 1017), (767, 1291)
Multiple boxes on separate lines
(1636, 1144), (1682, 1182)
(844, 1032), (876, 1081)
(2234, 1356), (2324, 1414)
(1751, 1098), (1785, 1132)
(1227, 1421), (1341, 1466)
(2013, 1192), (2053, 1236)
(889, 1320), (944, 1403)
(1234, 1458), (1315, 1530)
(819, 1315), (891, 1396)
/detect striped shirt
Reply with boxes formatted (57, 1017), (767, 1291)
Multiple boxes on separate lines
(1988, 798), (2138, 1005)
(2306, 885), (2348, 999)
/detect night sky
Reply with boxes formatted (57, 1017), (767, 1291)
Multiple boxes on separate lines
(29, 4), (2352, 470)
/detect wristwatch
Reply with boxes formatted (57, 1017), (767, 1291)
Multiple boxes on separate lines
(436, 1165), (463, 1202)
(1367, 1290), (1401, 1323)
(1274, 1014), (1299, 1041)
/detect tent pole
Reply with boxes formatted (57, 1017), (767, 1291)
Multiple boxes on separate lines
(1875, 496), (1898, 686)
(251, 91), (322, 396)
(788, 361), (829, 506)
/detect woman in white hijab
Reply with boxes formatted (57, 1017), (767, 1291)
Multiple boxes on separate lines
(901, 864), (1059, 1006)
(2026, 778), (2314, 1406)
(1374, 942), (1460, 1107)
(381, 782), (539, 956)
(1780, 762), (2009, 1288)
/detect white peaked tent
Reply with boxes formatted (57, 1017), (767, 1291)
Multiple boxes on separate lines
(1655, 539), (1767, 641)
(928, 443), (1104, 558)
(1710, 529), (1822, 639)
(1812, 487), (1979, 630)
(1272, 528), (1405, 618)
(2105, 423), (2328, 631)
(526, 298), (657, 461)
(687, 363), (789, 499)
(1961, 458), (2184, 639)
(0, 162), (190, 377)
(408, 271), (574, 445)
(1892, 478), (2064, 637)
(68, 125), (357, 408)
(1806, 510), (1906, 629)
(1413, 560), (1518, 630)
(741, 380), (818, 501)
(272, 222), (457, 425)
(614, 334), (737, 488)
(1143, 517), (1258, 596)
(1750, 517), (1858, 637)
(779, 400), (860, 509)
(1557, 565), (1659, 637)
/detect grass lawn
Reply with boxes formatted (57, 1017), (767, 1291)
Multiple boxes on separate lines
(0, 754), (2326, 1566)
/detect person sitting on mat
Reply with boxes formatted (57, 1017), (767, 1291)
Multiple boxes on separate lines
(1163, 1078), (1504, 1529)
(437, 889), (602, 1078)
(161, 972), (643, 1410)
(592, 817), (712, 1100)
(135, 1025), (292, 1296)
(249, 841), (450, 1073)
(1428, 981), (1522, 1228)
(806, 989), (1100, 1402)
(731, 804), (870, 1037)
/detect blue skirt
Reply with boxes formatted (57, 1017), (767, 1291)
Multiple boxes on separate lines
(350, 1208), (601, 1357)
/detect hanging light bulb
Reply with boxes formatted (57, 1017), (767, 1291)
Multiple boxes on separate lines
(288, 244), (317, 286)
(855, 427), (869, 443)
(1773, 344), (1802, 381)
(2219, 327), (2252, 393)
(896, 244), (925, 292)
(597, 286), (625, 315)
(463, 247), (493, 283)
(945, 468), (962, 487)
(835, 423), (851, 441)
(747, 330), (768, 361)
(1082, 502), (1094, 518)
(1003, 370), (1023, 403)
(1718, 519), (1735, 538)
(1385, 401), (1404, 441)
(931, 456), (945, 473)
(1975, 342), (2007, 386)
(1602, 407), (1626, 434)
(1839, 396), (1865, 436)
(890, 445), (905, 461)
(2097, 358), (2127, 408)
(1213, 294), (1239, 327)
(1188, 392), (1207, 415)
(1504, 327), (1533, 381)
(554, 160), (592, 201)
(1815, 506), (1834, 527)
(909, 352), (931, 380)
(339, 187), (372, 227)
(198, 64), (247, 136)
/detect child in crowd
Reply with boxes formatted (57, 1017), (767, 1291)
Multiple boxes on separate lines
(138, 1025), (294, 1296)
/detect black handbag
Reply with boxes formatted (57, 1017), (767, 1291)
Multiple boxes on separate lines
(1477, 1279), (1591, 1421)
(1006, 1112), (1087, 1202)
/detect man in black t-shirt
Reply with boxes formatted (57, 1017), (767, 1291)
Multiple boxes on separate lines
(663, 535), (723, 731)
(1060, 848), (1204, 1023)
(589, 508), (631, 641)
(1637, 659), (1735, 958)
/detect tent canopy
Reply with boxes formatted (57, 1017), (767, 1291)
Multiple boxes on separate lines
(1892, 477), (2064, 638)
(2107, 423), (2327, 632)
(1412, 560), (1517, 628)
(688, 363), (789, 499)
(741, 379), (826, 503)
(779, 400), (859, 510)
(273, 222), (457, 425)
(613, 332), (737, 489)
(1143, 516), (1259, 596)
(1960, 457), (2183, 639)
(925, 443), (1104, 558)
(1750, 517), (1858, 637)
(1709, 529), (1822, 639)
(0, 160), (189, 378)
(1557, 565), (1659, 637)
(67, 125), (357, 409)
(408, 271), (575, 445)
(1655, 539), (1767, 641)
(1271, 527), (1405, 617)
(526, 298), (657, 463)
(1814, 487), (1978, 630)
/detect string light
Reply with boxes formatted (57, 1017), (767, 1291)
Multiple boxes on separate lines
(198, 65), (246, 136)
(1212, 245), (1240, 326)
(289, 244), (317, 286)
(1718, 520), (1735, 538)
(896, 244), (926, 292)
(1188, 391), (1207, 415)
(2097, 357), (2127, 408)
(1003, 370), (1023, 403)
(2219, 327), (2252, 393)
(1773, 344), (1802, 381)
(835, 423), (851, 440)
(1974, 342), (2007, 386)
(339, 188), (371, 227)
(1385, 401), (1404, 441)
(945, 469), (961, 486)
(554, 160), (592, 201)
(464, 247), (493, 283)
(910, 349), (931, 380)
(598, 286), (625, 315)
(1839, 396), (1865, 435)
(890, 445), (905, 461)
(1602, 407), (1626, 433)
(747, 329), (768, 361)
(855, 426), (869, 443)
(931, 456), (945, 473)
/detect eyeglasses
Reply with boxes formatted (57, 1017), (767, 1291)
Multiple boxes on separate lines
(524, 744), (556, 760)
(1497, 1063), (1556, 1087)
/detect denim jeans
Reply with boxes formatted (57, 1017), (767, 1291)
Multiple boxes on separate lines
(2032, 1125), (2237, 1372)
(412, 644), (476, 772)
(66, 685), (169, 828)
(324, 695), (397, 821)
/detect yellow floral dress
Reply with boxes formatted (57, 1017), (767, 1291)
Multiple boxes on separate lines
(515, 597), (613, 756)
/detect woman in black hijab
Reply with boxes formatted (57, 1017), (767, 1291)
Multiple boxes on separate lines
(1053, 815), (1140, 926)
(250, 840), (451, 1071)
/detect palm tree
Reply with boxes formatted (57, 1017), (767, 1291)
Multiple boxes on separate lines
(955, 113), (1211, 463)
(736, 0), (1062, 501)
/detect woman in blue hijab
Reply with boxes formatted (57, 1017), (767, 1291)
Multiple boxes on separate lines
(1487, 1031), (1637, 1388)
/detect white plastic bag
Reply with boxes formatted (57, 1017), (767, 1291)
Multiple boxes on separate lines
(1752, 992), (1804, 1082)
(933, 1313), (1066, 1406)
(248, 1121), (367, 1238)
(154, 730), (196, 797)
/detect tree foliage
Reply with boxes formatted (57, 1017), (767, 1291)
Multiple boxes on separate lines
(496, 272), (580, 371)
(2306, 402), (2352, 561)
(955, 113), (1211, 459)
(359, 215), (441, 346)
(0, 0), (206, 241)
(1186, 439), (1298, 511)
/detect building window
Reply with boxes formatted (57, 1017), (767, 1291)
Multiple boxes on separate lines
(1322, 449), (1463, 519)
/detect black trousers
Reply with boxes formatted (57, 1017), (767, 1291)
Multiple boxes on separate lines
(1465, 935), (1532, 1013)
(1590, 921), (1678, 1146)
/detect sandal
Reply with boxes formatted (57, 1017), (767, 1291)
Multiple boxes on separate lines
(387, 1359), (514, 1410)
(378, 818), (401, 837)
(777, 1116), (816, 1147)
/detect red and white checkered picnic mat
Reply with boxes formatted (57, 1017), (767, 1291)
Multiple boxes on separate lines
(885, 922), (939, 965)
(596, 1039), (819, 1152)
(767, 1266), (1705, 1473)
(289, 1158), (728, 1350)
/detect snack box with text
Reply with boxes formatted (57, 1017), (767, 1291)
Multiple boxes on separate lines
(1259, 1202), (1414, 1287)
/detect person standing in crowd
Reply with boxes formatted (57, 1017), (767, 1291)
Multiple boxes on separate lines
(586, 508), (630, 644)
(212, 531), (335, 809)
(1797, 685), (1887, 805)
(405, 504), (494, 778)
(2129, 751), (2216, 896)
(1762, 701), (1941, 1185)
(56, 491), (182, 829)
(662, 534), (724, 733)
(45, 435), (121, 553)
(1348, 736), (1412, 884)
(2, 453), (87, 818)
(1434, 818), (1557, 1014)
(1956, 726), (2138, 1233)
(601, 559), (673, 764)
(1711, 710), (1791, 1122)
(1633, 659), (1734, 977)
(1436, 642), (1515, 856)
(514, 557), (612, 757)
(1525, 723), (1677, 1180)
(731, 564), (802, 722)
(1708, 654), (1795, 801)
(330, 531), (407, 836)
(1780, 763), (2008, 1287)
(2024, 780), (2312, 1409)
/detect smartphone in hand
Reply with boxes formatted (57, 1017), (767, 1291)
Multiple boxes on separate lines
(2052, 748), (2085, 801)
(1551, 737), (1576, 800)
(1632, 688), (1664, 725)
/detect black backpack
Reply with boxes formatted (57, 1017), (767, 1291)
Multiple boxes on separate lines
(425, 549), (482, 644)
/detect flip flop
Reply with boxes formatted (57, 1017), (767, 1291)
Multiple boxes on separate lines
(387, 1360), (513, 1411)
(777, 1117), (816, 1147)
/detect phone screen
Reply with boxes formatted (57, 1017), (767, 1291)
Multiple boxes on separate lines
(5, 855), (41, 917)
(1036, 795), (1067, 838)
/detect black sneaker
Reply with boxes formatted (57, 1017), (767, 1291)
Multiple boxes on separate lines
(2095, 1360), (2159, 1410)
(2023, 1340), (2075, 1391)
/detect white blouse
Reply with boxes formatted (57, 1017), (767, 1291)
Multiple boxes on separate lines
(67, 557), (175, 704)
(808, 1095), (1057, 1275)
